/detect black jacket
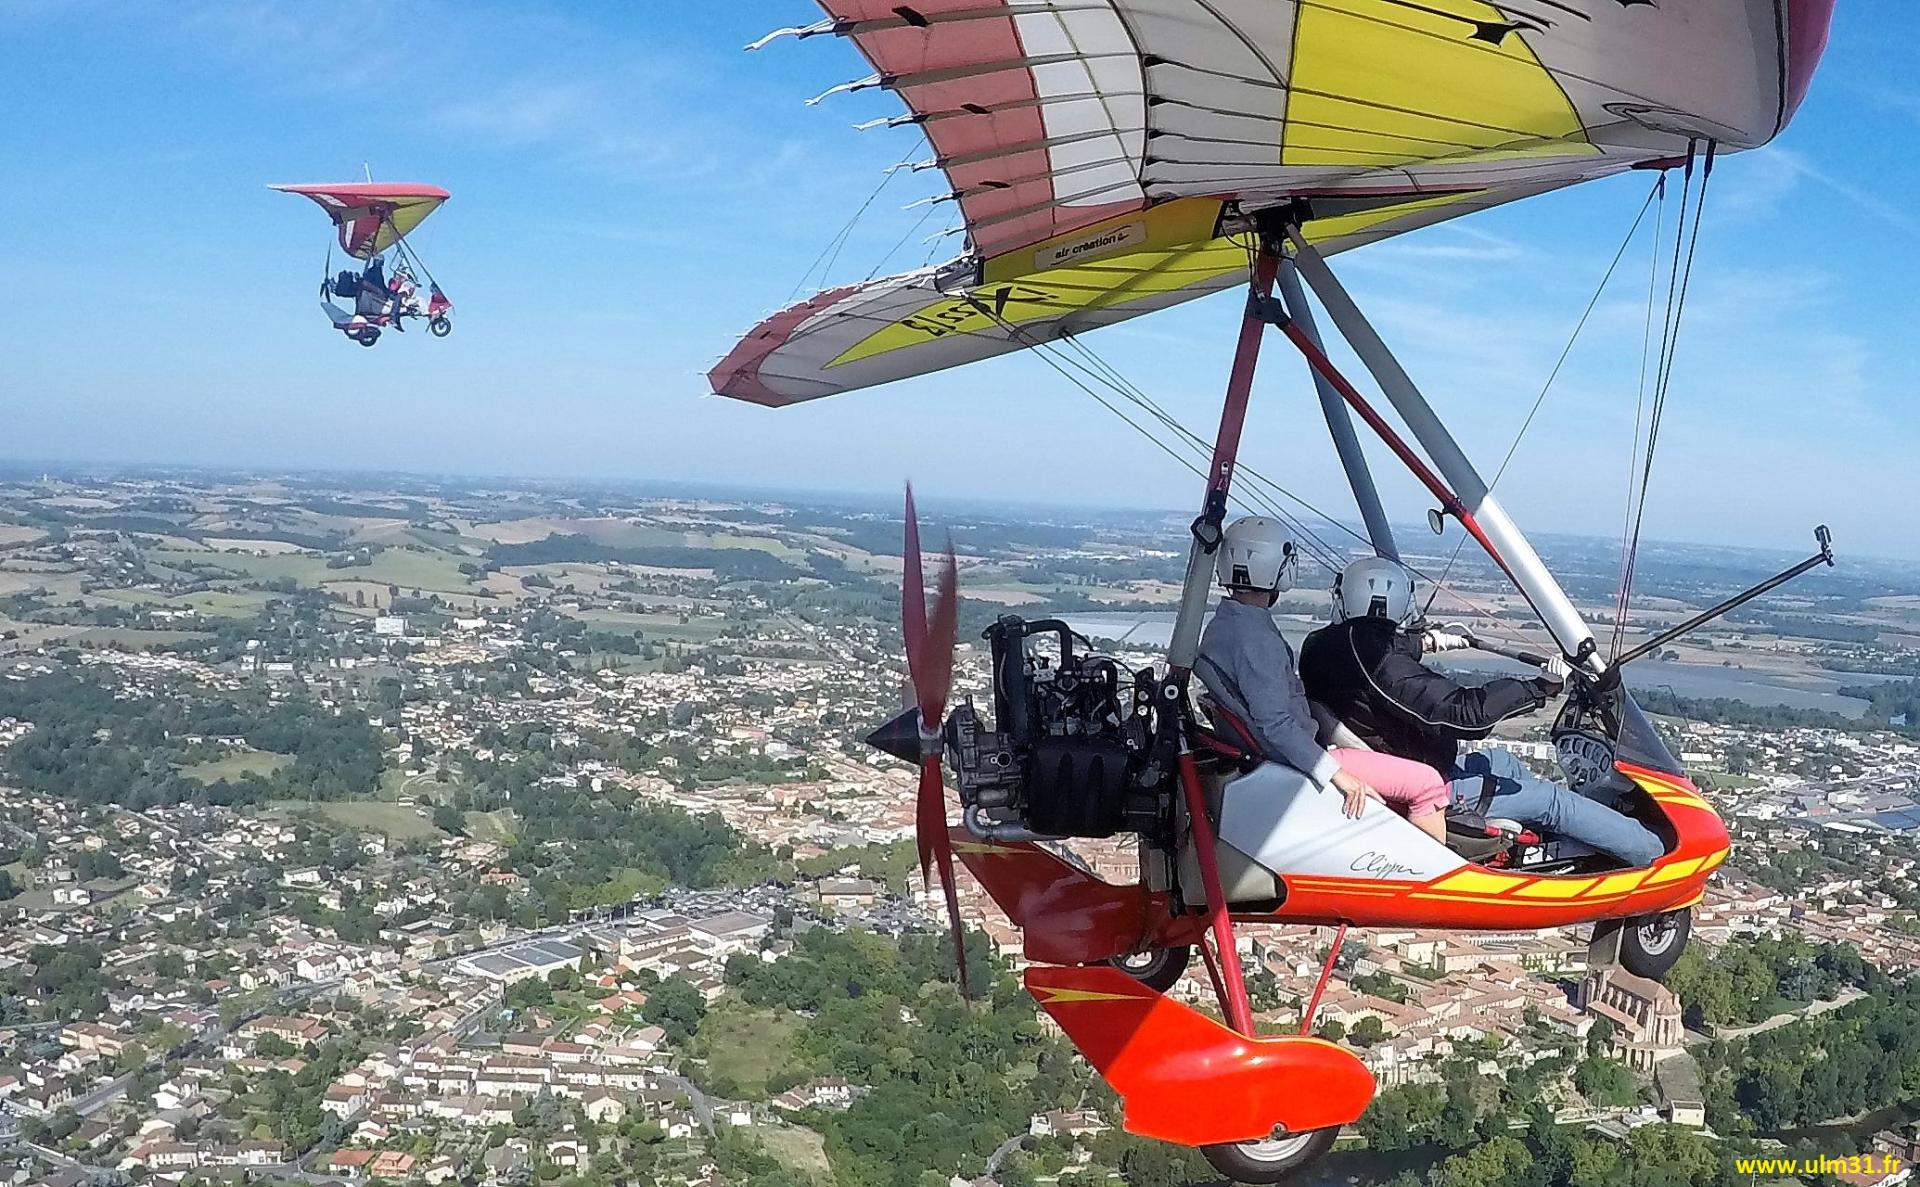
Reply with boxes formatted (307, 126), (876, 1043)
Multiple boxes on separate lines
(1297, 618), (1555, 773)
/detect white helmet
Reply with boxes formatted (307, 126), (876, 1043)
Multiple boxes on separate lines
(1216, 516), (1297, 594)
(1334, 557), (1414, 623)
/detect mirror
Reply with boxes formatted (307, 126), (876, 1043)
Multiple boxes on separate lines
(1426, 507), (1447, 535)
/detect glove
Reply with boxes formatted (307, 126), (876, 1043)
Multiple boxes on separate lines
(1536, 656), (1571, 696)
(1420, 629), (1472, 654)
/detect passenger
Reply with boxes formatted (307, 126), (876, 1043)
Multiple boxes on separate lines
(357, 255), (391, 319)
(1196, 517), (1450, 844)
(387, 264), (416, 329)
(1298, 558), (1664, 868)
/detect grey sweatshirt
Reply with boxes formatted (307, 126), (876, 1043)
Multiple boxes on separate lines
(1196, 596), (1342, 788)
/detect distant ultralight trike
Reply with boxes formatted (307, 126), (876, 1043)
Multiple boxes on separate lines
(712, 0), (1839, 1181)
(272, 181), (455, 347)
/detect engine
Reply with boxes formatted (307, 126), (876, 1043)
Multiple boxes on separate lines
(946, 616), (1173, 841)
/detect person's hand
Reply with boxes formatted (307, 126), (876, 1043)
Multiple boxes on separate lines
(1420, 628), (1472, 653)
(1330, 769), (1377, 819)
(1537, 656), (1571, 696)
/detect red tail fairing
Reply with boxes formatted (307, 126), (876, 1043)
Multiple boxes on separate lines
(1027, 965), (1375, 1146)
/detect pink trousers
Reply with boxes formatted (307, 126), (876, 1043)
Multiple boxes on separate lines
(1328, 747), (1451, 818)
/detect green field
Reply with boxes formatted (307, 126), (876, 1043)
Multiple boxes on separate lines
(696, 1003), (803, 1097)
(183, 750), (293, 783)
(143, 546), (479, 596)
(381, 770), (464, 803)
(754, 1125), (832, 1176)
(464, 809), (518, 843)
(682, 531), (805, 560)
(91, 588), (275, 618)
(565, 608), (729, 642)
(264, 799), (443, 840)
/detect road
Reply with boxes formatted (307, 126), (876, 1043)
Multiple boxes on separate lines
(1686, 985), (1866, 1044)
(69, 978), (340, 1119)
(985, 1133), (1029, 1176)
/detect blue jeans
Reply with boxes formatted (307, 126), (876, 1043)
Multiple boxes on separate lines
(1448, 749), (1664, 868)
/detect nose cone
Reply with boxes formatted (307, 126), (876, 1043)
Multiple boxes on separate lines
(864, 706), (924, 765)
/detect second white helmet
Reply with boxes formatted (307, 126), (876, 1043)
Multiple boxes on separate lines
(1334, 556), (1414, 623)
(1216, 516), (1297, 594)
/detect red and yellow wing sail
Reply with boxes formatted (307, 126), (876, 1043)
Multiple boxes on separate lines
(713, 0), (1833, 406)
(272, 182), (450, 261)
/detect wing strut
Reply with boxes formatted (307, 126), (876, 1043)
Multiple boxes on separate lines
(1161, 232), (1289, 1042)
(1275, 256), (1398, 563)
(1285, 230), (1601, 672)
(1165, 243), (1281, 675)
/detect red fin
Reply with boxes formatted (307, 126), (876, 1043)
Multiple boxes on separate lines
(1026, 965), (1375, 1146)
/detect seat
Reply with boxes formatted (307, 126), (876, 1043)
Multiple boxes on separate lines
(1191, 673), (1536, 868)
(1308, 700), (1370, 751)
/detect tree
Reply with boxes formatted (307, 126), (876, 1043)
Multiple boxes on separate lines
(1575, 1057), (1639, 1107)
(432, 803), (466, 835)
(1586, 1015), (1616, 1058)
(643, 976), (708, 1045)
(506, 977), (553, 1010)
(1350, 1015), (1388, 1046)
(1432, 1135), (1532, 1187)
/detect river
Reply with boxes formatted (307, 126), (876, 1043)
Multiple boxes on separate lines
(1063, 613), (1892, 717)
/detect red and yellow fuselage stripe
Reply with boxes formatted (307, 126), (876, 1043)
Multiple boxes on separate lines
(1250, 762), (1728, 929)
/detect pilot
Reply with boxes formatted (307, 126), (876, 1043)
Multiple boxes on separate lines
(1195, 517), (1450, 843)
(1298, 558), (1663, 868)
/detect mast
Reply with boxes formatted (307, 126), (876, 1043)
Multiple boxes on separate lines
(1166, 241), (1283, 673)
(1276, 255), (1398, 563)
(1285, 230), (1598, 668)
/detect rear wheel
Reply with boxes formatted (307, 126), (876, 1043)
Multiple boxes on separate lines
(428, 315), (452, 337)
(1106, 945), (1191, 993)
(1201, 1127), (1339, 1184)
(356, 329), (380, 347)
(1619, 908), (1690, 981)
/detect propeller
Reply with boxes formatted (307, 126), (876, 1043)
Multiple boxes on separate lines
(900, 485), (970, 998)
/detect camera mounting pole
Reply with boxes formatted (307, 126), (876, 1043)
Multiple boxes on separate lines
(1614, 526), (1836, 667)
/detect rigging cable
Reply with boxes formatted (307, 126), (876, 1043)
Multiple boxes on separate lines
(1615, 141), (1717, 659)
(1050, 324), (1363, 567)
(1041, 285), (1534, 634)
(967, 250), (1544, 648)
(1053, 327), (1352, 572)
(784, 136), (929, 306)
(1419, 174), (1665, 619)
(967, 300), (1348, 573)
(1614, 173), (1671, 652)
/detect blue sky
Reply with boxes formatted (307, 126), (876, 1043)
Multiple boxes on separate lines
(2, 1), (1916, 559)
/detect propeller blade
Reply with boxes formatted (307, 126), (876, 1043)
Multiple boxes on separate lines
(918, 755), (971, 998)
(910, 544), (959, 883)
(898, 490), (969, 998)
(917, 543), (958, 721)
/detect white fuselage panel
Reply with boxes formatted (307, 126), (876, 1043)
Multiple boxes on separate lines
(1217, 763), (1468, 884)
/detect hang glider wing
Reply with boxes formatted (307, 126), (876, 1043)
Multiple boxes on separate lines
(272, 182), (451, 260)
(713, 0), (1833, 406)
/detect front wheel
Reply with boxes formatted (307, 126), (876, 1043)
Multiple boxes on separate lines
(1201, 1127), (1339, 1184)
(1106, 945), (1191, 993)
(1619, 908), (1691, 981)
(428, 315), (452, 337)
